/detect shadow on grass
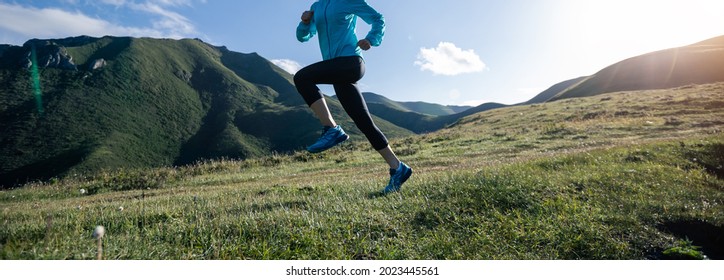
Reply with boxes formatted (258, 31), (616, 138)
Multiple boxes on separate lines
(658, 220), (724, 260)
(0, 144), (94, 189)
(367, 190), (406, 199)
(367, 191), (388, 199)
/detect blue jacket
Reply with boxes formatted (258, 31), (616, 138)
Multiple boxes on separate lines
(297, 0), (385, 60)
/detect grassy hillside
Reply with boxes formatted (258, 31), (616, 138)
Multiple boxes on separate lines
(550, 35), (724, 101)
(1, 82), (721, 260)
(0, 36), (413, 187)
(523, 76), (587, 104)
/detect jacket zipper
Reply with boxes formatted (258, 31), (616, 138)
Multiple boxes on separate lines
(324, 0), (331, 59)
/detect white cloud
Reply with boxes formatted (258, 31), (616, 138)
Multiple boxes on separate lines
(100, 0), (127, 6)
(415, 42), (487, 76)
(0, 2), (201, 45)
(0, 3), (163, 41)
(154, 0), (193, 6)
(130, 2), (197, 36)
(271, 59), (303, 75)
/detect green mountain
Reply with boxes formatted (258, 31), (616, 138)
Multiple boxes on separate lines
(328, 91), (488, 133)
(366, 100), (507, 133)
(0, 36), (412, 187)
(547, 35), (724, 102)
(357, 92), (472, 116)
(335, 91), (504, 133)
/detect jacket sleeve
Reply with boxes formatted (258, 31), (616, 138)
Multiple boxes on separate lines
(349, 0), (385, 46)
(296, 3), (318, 42)
(296, 21), (317, 42)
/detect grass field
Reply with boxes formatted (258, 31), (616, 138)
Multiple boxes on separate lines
(1, 83), (722, 259)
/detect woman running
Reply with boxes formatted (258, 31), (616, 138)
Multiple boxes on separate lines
(294, 0), (412, 194)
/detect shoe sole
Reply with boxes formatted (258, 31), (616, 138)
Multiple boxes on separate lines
(307, 134), (349, 153)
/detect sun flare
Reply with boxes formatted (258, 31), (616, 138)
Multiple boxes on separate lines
(559, 0), (724, 51)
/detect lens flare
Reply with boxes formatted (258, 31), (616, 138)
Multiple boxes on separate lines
(30, 44), (44, 115)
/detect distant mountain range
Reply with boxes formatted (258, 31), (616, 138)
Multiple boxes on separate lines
(1, 34), (723, 187)
(333, 92), (505, 133)
(355, 92), (472, 116)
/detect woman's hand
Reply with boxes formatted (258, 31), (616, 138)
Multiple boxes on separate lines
(301, 11), (314, 24)
(357, 39), (372, 51)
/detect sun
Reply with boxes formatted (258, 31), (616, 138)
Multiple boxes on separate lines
(559, 0), (724, 51)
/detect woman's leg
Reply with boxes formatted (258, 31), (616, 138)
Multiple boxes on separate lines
(377, 146), (401, 170)
(294, 60), (341, 128)
(333, 82), (400, 169)
(295, 56), (411, 192)
(308, 98), (336, 128)
(294, 56), (368, 153)
(294, 56), (372, 127)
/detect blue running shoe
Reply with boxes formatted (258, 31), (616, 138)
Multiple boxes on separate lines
(307, 125), (349, 153)
(383, 162), (412, 194)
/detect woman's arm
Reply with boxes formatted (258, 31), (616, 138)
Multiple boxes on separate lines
(296, 5), (317, 42)
(349, 0), (385, 47)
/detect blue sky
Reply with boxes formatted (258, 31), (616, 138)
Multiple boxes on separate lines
(1, 0), (723, 106)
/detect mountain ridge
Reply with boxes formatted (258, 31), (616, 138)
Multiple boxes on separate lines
(546, 35), (724, 101)
(522, 76), (588, 105)
(356, 92), (473, 116)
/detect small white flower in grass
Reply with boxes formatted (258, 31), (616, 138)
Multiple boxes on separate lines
(92, 225), (105, 260)
(92, 225), (105, 239)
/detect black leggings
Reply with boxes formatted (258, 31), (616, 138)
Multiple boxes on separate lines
(294, 56), (389, 150)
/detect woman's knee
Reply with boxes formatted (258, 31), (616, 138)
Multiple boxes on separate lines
(293, 70), (307, 88)
(294, 70), (323, 106)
